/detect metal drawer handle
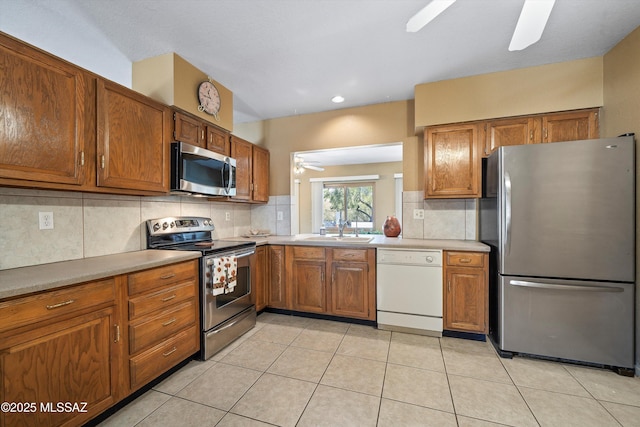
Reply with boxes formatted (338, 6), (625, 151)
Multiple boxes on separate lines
(160, 273), (176, 280)
(162, 347), (177, 357)
(46, 299), (75, 310)
(161, 294), (177, 302)
(162, 318), (177, 327)
(459, 258), (472, 263)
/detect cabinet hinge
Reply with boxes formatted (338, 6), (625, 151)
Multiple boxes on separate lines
(114, 324), (120, 343)
(80, 151), (85, 166)
(173, 112), (176, 120)
(101, 155), (105, 169)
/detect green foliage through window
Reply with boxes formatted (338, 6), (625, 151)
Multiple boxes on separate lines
(323, 182), (375, 232)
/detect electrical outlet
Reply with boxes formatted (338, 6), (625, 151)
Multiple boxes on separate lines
(277, 211), (284, 221)
(39, 211), (54, 230)
(225, 212), (231, 221)
(413, 209), (425, 220)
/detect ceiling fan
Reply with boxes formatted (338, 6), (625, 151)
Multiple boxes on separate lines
(294, 156), (325, 173)
(406, 0), (556, 51)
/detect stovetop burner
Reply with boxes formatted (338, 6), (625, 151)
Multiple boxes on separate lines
(146, 216), (255, 255)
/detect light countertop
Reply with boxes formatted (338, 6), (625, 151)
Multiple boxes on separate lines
(0, 236), (489, 300)
(0, 250), (201, 300)
(223, 234), (491, 252)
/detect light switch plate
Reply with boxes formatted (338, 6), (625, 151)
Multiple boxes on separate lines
(277, 211), (284, 221)
(225, 212), (231, 221)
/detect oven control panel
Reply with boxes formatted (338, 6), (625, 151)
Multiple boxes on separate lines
(147, 216), (215, 235)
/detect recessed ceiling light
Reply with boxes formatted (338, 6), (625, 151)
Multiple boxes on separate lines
(509, 0), (555, 51)
(406, 0), (456, 33)
(331, 95), (345, 103)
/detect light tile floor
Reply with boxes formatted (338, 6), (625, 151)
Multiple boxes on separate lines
(100, 313), (640, 427)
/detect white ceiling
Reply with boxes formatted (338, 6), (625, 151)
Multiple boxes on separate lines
(2, 0), (640, 125)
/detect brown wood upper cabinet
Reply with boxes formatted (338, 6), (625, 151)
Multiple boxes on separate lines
(231, 135), (270, 203)
(424, 122), (483, 199)
(542, 109), (599, 143)
(97, 80), (170, 193)
(483, 108), (600, 157)
(173, 109), (230, 155)
(0, 32), (89, 186)
(0, 32), (171, 195)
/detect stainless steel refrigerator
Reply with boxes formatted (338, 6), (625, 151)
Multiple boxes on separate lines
(479, 136), (635, 371)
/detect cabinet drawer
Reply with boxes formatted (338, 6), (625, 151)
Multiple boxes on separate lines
(332, 248), (368, 262)
(292, 246), (325, 260)
(129, 299), (197, 354)
(128, 260), (197, 296)
(446, 252), (485, 268)
(128, 280), (196, 321)
(129, 325), (199, 390)
(0, 279), (115, 334)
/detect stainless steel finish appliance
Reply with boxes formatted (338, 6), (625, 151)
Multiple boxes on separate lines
(377, 249), (443, 336)
(171, 142), (237, 197)
(146, 216), (256, 360)
(479, 136), (635, 371)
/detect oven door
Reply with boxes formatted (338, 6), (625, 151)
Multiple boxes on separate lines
(202, 248), (254, 331)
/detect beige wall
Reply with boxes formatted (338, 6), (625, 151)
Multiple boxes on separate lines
(236, 58), (606, 197)
(296, 162), (402, 234)
(235, 101), (415, 195)
(602, 25), (640, 375)
(415, 57), (604, 127)
(133, 53), (234, 132)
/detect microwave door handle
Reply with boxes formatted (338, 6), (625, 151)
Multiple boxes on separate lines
(225, 158), (233, 195)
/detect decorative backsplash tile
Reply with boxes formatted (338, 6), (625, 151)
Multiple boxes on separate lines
(401, 191), (477, 240)
(0, 188), (254, 270)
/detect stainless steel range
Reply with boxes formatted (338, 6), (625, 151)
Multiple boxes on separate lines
(146, 216), (256, 360)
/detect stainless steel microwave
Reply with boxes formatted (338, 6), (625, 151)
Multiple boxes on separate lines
(171, 142), (237, 197)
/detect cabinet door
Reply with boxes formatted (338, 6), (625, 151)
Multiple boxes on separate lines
(484, 116), (541, 157)
(174, 111), (204, 147)
(252, 145), (270, 203)
(290, 260), (326, 313)
(231, 136), (253, 200)
(254, 246), (268, 312)
(268, 245), (288, 309)
(0, 308), (118, 427)
(0, 34), (87, 185)
(444, 267), (488, 333)
(330, 263), (371, 319)
(425, 123), (482, 198)
(542, 109), (599, 143)
(206, 125), (230, 155)
(97, 80), (170, 193)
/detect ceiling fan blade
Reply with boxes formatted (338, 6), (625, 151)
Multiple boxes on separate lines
(509, 0), (555, 51)
(406, 0), (456, 33)
(303, 164), (325, 172)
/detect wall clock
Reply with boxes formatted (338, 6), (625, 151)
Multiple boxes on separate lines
(197, 79), (221, 120)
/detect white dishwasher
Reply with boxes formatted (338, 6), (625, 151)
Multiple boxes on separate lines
(376, 248), (443, 336)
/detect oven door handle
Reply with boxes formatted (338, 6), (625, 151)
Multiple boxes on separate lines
(205, 308), (254, 337)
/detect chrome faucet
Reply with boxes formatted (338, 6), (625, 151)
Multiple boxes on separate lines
(338, 219), (349, 237)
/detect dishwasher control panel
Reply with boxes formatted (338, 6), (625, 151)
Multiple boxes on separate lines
(377, 249), (442, 266)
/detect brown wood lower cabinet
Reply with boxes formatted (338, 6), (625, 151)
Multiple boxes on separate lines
(443, 251), (489, 334)
(125, 260), (199, 393)
(0, 259), (200, 427)
(267, 245), (287, 309)
(254, 245), (268, 312)
(0, 279), (120, 427)
(281, 246), (376, 321)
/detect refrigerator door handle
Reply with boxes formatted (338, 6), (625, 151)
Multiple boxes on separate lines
(504, 172), (512, 254)
(509, 280), (624, 293)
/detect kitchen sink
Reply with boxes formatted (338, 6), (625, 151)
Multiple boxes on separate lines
(302, 236), (374, 243)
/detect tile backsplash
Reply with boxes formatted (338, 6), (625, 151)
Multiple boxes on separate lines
(401, 191), (477, 240)
(0, 188), (263, 270)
